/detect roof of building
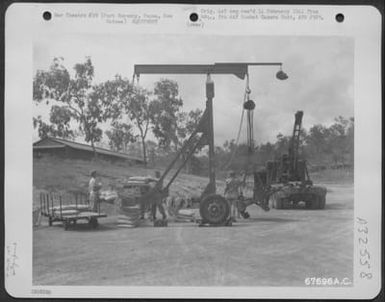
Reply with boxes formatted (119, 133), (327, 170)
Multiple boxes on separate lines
(33, 137), (144, 163)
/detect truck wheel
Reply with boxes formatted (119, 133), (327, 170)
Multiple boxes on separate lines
(200, 194), (230, 225)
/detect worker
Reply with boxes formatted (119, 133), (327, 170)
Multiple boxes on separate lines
(147, 171), (167, 221)
(89, 170), (101, 212)
(224, 171), (243, 222)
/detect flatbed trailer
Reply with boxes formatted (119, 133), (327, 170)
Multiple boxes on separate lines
(40, 191), (107, 230)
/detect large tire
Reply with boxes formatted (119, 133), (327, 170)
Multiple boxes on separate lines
(199, 194), (230, 225)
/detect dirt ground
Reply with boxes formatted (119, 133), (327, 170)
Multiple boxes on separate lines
(33, 182), (353, 286)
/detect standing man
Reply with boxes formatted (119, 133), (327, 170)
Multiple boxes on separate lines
(89, 170), (101, 212)
(149, 171), (167, 221)
(224, 171), (243, 222)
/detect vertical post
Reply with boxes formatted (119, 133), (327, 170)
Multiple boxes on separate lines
(206, 74), (216, 194)
(59, 195), (62, 219)
(39, 192), (42, 214)
(51, 193), (53, 216)
(44, 193), (47, 214)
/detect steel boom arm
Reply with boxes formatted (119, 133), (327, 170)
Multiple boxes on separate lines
(134, 62), (283, 80)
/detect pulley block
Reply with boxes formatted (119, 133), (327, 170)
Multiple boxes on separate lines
(243, 99), (256, 110)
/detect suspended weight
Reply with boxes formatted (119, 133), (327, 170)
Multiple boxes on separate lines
(199, 194), (230, 225)
(243, 99), (255, 110)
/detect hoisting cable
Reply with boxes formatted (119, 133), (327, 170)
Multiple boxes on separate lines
(224, 74), (251, 170)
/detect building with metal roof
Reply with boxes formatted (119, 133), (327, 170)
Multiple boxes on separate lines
(33, 137), (145, 165)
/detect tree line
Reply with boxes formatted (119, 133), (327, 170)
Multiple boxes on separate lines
(33, 57), (203, 166)
(116, 113), (353, 177)
(34, 57), (353, 174)
(212, 115), (354, 174)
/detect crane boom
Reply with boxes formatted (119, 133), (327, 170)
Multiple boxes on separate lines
(134, 62), (283, 79)
(133, 61), (287, 225)
(288, 110), (303, 176)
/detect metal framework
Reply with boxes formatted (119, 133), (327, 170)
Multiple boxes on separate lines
(134, 62), (283, 80)
(133, 62), (286, 224)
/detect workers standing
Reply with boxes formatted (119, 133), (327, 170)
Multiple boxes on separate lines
(140, 171), (167, 221)
(224, 171), (243, 222)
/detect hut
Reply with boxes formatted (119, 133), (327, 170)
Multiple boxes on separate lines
(33, 137), (144, 165)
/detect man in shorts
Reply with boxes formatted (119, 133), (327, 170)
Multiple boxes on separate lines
(224, 171), (243, 222)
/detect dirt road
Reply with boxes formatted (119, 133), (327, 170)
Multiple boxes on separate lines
(33, 183), (353, 286)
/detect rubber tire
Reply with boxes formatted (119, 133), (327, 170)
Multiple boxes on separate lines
(48, 217), (53, 226)
(64, 221), (69, 231)
(200, 194), (230, 225)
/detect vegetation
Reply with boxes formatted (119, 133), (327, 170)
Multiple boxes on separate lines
(33, 58), (202, 166)
(33, 57), (353, 176)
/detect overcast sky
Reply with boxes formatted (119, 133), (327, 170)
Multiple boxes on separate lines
(33, 34), (354, 146)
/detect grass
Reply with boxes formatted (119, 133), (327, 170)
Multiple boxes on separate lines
(33, 155), (353, 209)
(33, 155), (225, 209)
(311, 168), (353, 184)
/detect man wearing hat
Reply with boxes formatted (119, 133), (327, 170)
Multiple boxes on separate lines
(224, 171), (243, 222)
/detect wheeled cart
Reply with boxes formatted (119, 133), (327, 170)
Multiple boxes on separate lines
(40, 190), (107, 230)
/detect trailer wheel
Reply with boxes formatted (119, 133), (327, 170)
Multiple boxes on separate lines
(200, 194), (230, 225)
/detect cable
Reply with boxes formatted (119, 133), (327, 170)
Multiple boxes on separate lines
(223, 74), (250, 170)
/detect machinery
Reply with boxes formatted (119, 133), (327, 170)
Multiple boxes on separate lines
(133, 62), (288, 226)
(262, 111), (327, 209)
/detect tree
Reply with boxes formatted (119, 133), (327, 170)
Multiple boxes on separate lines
(127, 87), (152, 165)
(305, 124), (331, 164)
(33, 105), (74, 139)
(105, 121), (136, 152)
(176, 109), (204, 173)
(274, 133), (290, 158)
(327, 116), (353, 166)
(150, 79), (184, 151)
(33, 57), (108, 157)
(100, 75), (153, 165)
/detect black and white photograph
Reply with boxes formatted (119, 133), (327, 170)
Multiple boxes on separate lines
(32, 33), (355, 287)
(4, 3), (382, 299)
